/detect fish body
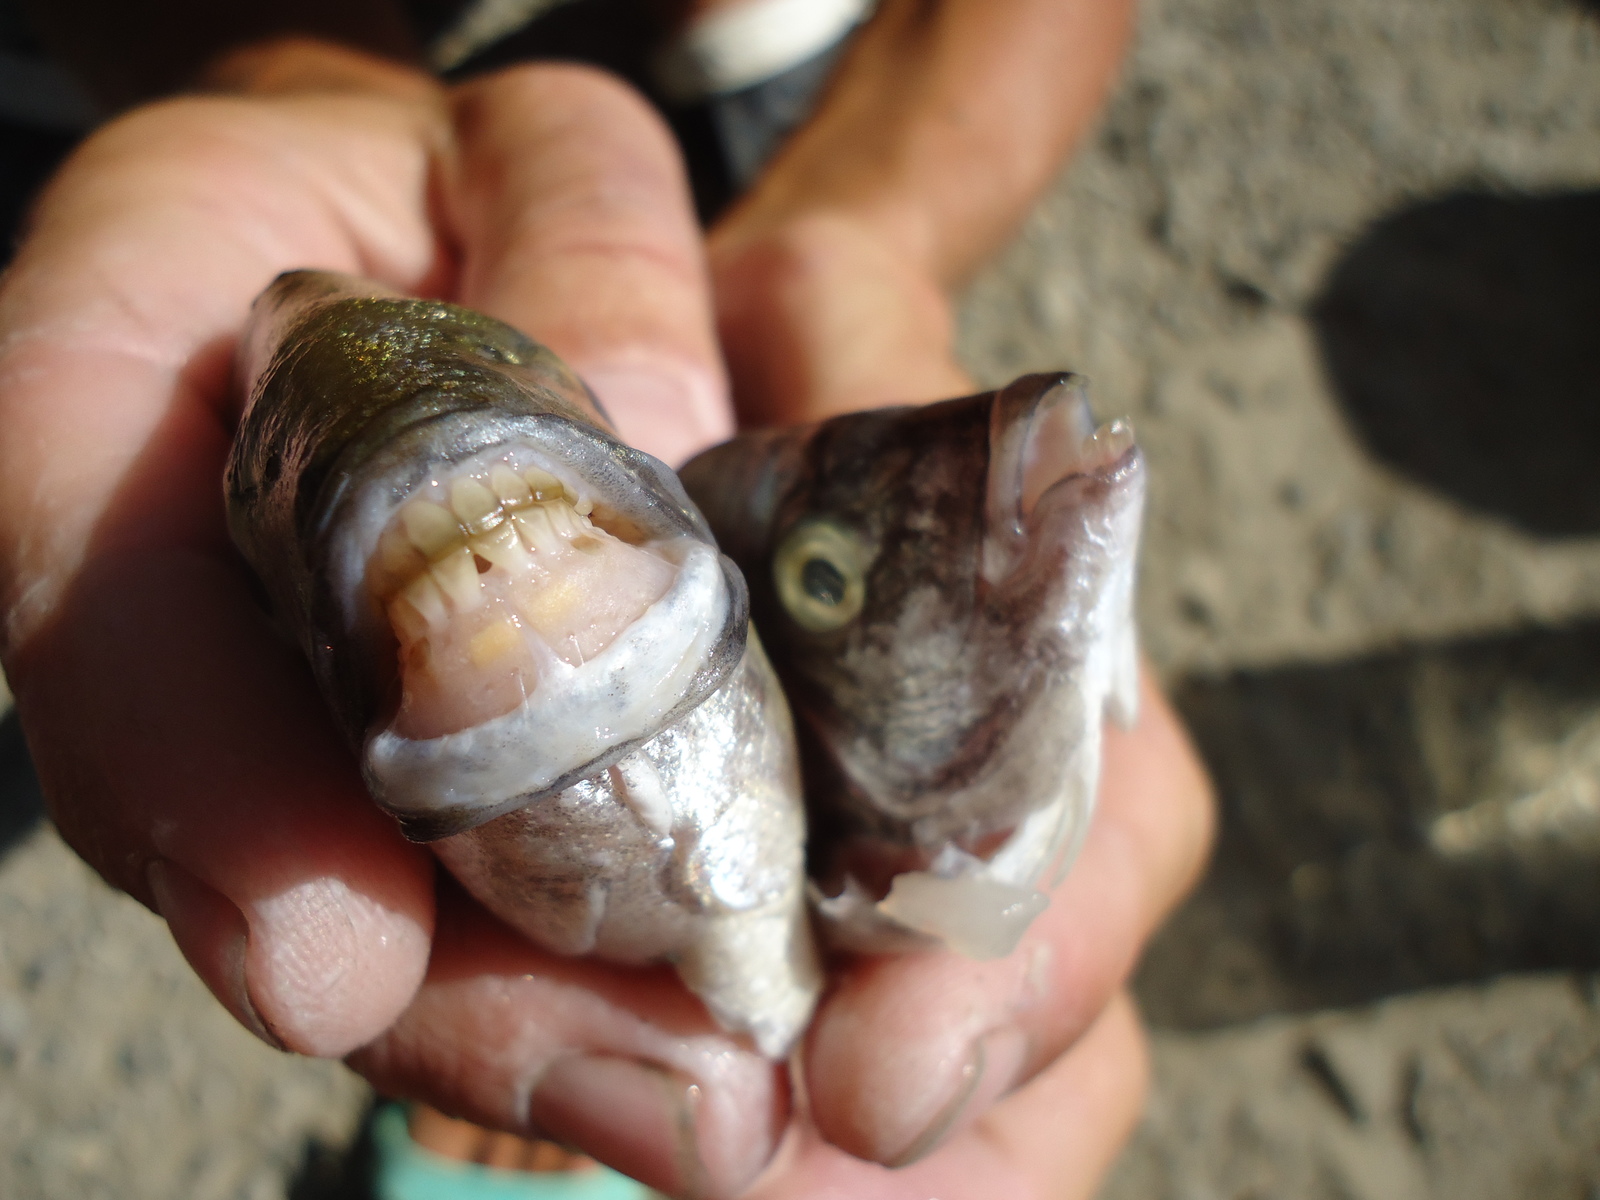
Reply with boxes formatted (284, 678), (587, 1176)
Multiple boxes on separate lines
(225, 270), (818, 1056)
(680, 375), (1144, 959)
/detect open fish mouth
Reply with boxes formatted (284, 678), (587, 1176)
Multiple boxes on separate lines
(226, 272), (751, 843)
(346, 439), (734, 835)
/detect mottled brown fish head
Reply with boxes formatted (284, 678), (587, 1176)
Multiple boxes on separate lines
(682, 373), (1144, 901)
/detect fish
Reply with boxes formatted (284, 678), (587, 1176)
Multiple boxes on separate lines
(679, 375), (1145, 959)
(224, 270), (819, 1057)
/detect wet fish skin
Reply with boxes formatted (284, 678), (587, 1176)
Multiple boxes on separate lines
(225, 270), (818, 1056)
(226, 270), (737, 811)
(680, 374), (1144, 958)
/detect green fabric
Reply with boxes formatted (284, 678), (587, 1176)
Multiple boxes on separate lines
(371, 1105), (655, 1200)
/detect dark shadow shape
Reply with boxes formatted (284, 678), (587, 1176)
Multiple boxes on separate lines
(1311, 188), (1600, 536)
(1137, 619), (1600, 1030)
(0, 709), (45, 860)
(0, 120), (78, 268)
(286, 1100), (378, 1200)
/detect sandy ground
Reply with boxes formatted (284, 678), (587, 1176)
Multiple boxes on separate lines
(4, 0), (1600, 1195)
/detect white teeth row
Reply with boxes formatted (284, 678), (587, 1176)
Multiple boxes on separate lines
(375, 463), (600, 629)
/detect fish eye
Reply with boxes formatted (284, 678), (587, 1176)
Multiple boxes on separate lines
(773, 520), (866, 632)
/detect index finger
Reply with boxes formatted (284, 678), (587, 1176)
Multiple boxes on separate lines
(448, 63), (732, 466)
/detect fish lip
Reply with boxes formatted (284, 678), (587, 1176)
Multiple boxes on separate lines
(307, 408), (748, 841)
(981, 373), (1138, 584)
(316, 408), (715, 641)
(365, 544), (749, 842)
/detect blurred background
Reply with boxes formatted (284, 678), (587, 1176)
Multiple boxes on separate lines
(3, 0), (1600, 1195)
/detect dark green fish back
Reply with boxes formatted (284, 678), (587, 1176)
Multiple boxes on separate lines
(227, 274), (596, 579)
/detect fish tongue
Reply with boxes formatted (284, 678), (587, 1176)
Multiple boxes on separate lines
(984, 374), (1133, 580)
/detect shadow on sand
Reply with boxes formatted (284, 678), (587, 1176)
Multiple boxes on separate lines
(1311, 187), (1600, 535)
(1136, 184), (1600, 1027)
(1139, 620), (1600, 1029)
(0, 711), (44, 861)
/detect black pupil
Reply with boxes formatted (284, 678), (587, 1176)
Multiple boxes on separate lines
(801, 557), (848, 606)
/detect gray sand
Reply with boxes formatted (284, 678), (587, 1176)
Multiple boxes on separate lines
(5, 0), (1600, 1195)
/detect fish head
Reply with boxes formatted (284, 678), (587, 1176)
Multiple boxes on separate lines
(227, 273), (750, 841)
(683, 374), (1144, 892)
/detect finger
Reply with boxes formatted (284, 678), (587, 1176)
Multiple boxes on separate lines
(350, 884), (790, 1200)
(1, 86), (449, 625)
(709, 212), (972, 427)
(446, 63), (732, 465)
(0, 86), (453, 1055)
(974, 991), (1149, 1200)
(19, 551), (436, 1056)
(742, 991), (1148, 1200)
(803, 665), (1213, 1163)
(200, 36), (440, 102)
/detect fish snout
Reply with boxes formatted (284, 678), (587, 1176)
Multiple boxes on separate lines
(982, 373), (1140, 584)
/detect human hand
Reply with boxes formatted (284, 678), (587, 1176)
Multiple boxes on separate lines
(0, 41), (788, 1197)
(692, 1), (1215, 1193)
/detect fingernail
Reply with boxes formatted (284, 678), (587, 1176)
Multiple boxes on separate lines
(581, 359), (732, 467)
(146, 859), (284, 1050)
(529, 1054), (710, 1198)
(886, 1028), (1030, 1168)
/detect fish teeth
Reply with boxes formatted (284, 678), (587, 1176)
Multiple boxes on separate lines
(401, 500), (461, 560)
(522, 467), (564, 502)
(470, 521), (532, 573)
(430, 544), (483, 611)
(545, 501), (581, 539)
(560, 483), (595, 516)
(512, 506), (562, 555)
(489, 464), (534, 509)
(395, 573), (448, 632)
(1083, 420), (1135, 464)
(375, 526), (426, 595)
(381, 465), (599, 623)
(451, 477), (504, 536)
(387, 594), (431, 643)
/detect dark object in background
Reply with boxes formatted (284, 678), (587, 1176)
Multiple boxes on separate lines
(0, 711), (45, 860)
(0, 119), (75, 260)
(1313, 189), (1600, 536)
(0, 0), (96, 265)
(18, 0), (420, 112)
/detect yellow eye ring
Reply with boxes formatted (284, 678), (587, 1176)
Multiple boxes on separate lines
(773, 519), (867, 633)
